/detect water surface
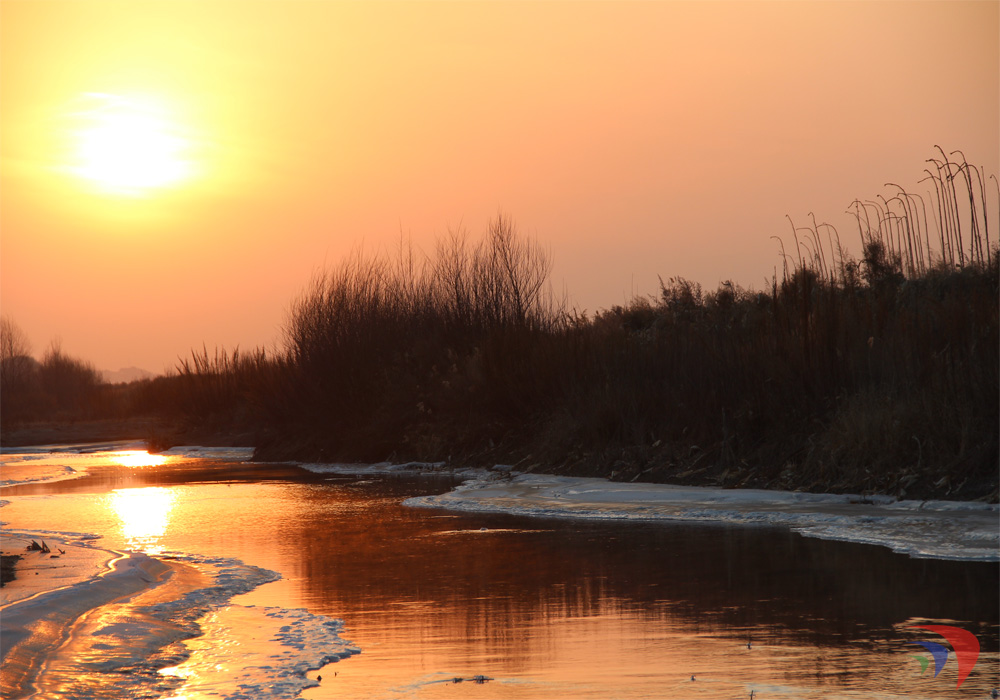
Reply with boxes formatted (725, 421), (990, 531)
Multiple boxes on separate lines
(1, 449), (997, 699)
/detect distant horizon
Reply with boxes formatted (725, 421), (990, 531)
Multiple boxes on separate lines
(3, 0), (997, 372)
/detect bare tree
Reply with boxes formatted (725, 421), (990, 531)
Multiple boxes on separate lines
(472, 213), (555, 329)
(1, 316), (34, 388)
(1, 315), (30, 362)
(1, 316), (39, 423)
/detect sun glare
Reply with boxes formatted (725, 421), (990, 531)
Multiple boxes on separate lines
(107, 486), (178, 554)
(110, 450), (169, 468)
(68, 93), (195, 196)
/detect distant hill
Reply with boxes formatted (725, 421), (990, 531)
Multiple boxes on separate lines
(102, 366), (154, 384)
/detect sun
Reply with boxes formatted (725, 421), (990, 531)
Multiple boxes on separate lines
(68, 93), (195, 196)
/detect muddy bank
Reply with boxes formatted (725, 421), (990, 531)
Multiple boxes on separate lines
(256, 429), (1000, 504)
(1, 555), (20, 587)
(4, 417), (996, 503)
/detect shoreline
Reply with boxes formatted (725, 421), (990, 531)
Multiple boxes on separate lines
(3, 416), (998, 504)
(0, 443), (995, 698)
(0, 418), (165, 449)
(0, 536), (174, 699)
(401, 472), (1000, 562)
(3, 442), (998, 566)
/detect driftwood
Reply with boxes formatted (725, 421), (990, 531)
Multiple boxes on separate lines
(26, 540), (50, 553)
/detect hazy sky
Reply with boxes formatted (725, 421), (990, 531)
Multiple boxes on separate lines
(2, 1), (997, 373)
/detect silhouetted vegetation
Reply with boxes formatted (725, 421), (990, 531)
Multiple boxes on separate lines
(257, 215), (560, 460)
(1, 320), (105, 424)
(2, 151), (997, 500)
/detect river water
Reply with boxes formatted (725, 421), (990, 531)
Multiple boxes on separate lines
(1, 446), (997, 699)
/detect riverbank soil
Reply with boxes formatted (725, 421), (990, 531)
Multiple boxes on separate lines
(2, 417), (996, 502)
(1, 555), (20, 587)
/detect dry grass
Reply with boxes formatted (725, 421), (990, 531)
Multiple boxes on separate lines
(3, 155), (996, 500)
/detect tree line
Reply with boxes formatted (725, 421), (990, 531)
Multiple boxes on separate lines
(2, 152), (996, 500)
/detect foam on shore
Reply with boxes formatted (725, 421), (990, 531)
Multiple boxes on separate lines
(404, 473), (1000, 562)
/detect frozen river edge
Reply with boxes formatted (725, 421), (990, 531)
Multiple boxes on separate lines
(305, 459), (1000, 563)
(0, 446), (360, 700)
(391, 471), (1000, 562)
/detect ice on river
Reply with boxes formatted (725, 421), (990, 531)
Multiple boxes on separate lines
(404, 473), (1000, 562)
(1, 440), (355, 700)
(0, 444), (256, 488)
(2, 543), (357, 700)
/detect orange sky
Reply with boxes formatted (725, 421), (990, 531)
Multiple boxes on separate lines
(2, 1), (998, 374)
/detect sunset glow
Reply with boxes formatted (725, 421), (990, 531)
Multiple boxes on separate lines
(107, 486), (177, 554)
(68, 94), (195, 196)
(1, 1), (996, 689)
(0, 1), (997, 373)
(110, 450), (169, 468)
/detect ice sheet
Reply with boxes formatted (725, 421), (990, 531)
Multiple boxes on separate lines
(298, 460), (479, 478)
(2, 444), (356, 699)
(405, 474), (1000, 562)
(159, 446), (256, 461)
(0, 450), (101, 487)
(2, 543), (357, 700)
(0, 530), (109, 606)
(158, 605), (359, 699)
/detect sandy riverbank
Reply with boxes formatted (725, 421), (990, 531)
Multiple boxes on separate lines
(0, 534), (178, 698)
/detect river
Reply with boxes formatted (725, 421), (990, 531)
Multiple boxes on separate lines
(0, 445), (997, 699)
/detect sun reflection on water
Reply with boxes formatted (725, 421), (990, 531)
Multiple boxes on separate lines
(107, 486), (177, 554)
(109, 450), (169, 468)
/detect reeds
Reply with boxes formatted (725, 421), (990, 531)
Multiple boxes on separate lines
(4, 153), (996, 499)
(267, 214), (561, 458)
(844, 146), (996, 280)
